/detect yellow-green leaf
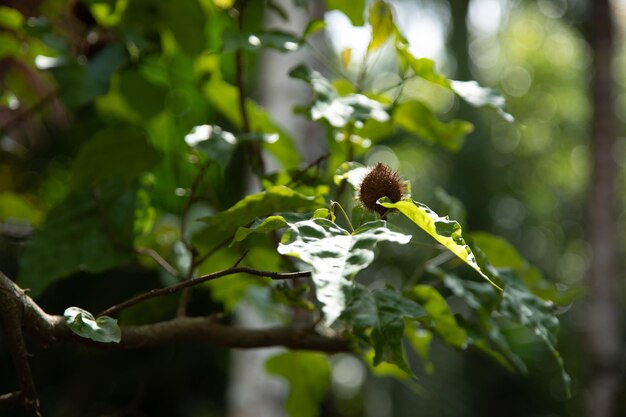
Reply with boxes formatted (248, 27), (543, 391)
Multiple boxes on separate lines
(379, 198), (502, 290)
(368, 1), (395, 52)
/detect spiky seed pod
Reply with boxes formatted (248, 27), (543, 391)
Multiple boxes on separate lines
(358, 163), (405, 217)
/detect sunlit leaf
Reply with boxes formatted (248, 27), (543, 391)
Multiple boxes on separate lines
(379, 198), (501, 290)
(64, 307), (121, 343)
(278, 219), (411, 323)
(409, 285), (467, 349)
(368, 1), (395, 51)
(393, 100), (474, 151)
(290, 65), (390, 128)
(0, 192), (44, 226)
(266, 351), (331, 417)
(0, 6), (23, 30)
(451, 80), (514, 122)
(405, 327), (435, 374)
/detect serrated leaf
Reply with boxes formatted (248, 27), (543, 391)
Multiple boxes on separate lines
(368, 1), (395, 52)
(278, 219), (411, 323)
(290, 65), (389, 128)
(64, 307), (121, 343)
(408, 285), (467, 348)
(393, 100), (474, 151)
(18, 184), (135, 297)
(325, 0), (365, 26)
(71, 128), (161, 189)
(265, 351), (331, 417)
(498, 269), (570, 395)
(223, 30), (301, 52)
(342, 284), (425, 372)
(379, 198), (501, 290)
(439, 272), (527, 373)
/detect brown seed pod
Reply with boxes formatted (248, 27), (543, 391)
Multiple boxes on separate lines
(358, 163), (405, 217)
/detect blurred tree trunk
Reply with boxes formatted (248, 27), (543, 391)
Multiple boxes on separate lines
(584, 1), (623, 416)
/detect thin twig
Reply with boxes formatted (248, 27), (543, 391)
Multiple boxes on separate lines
(232, 250), (249, 268)
(0, 89), (59, 135)
(92, 188), (181, 280)
(235, 0), (265, 175)
(98, 267), (312, 318)
(135, 247), (180, 279)
(177, 164), (208, 316)
(287, 153), (330, 187)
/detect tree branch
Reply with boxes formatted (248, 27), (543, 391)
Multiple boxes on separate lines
(99, 267), (312, 317)
(0, 271), (348, 355)
(0, 278), (42, 416)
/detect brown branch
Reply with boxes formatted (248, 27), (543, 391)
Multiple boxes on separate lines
(0, 277), (42, 416)
(0, 391), (23, 413)
(99, 267), (312, 318)
(0, 271), (348, 354)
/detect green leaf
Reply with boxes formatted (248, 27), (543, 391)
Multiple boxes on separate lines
(160, 0), (206, 56)
(231, 213), (311, 245)
(51, 43), (128, 109)
(439, 271), (527, 373)
(0, 6), (23, 30)
(197, 186), (325, 247)
(405, 327), (434, 374)
(0, 192), (44, 226)
(278, 219), (411, 323)
(303, 19), (327, 38)
(64, 307), (121, 343)
(342, 284), (425, 372)
(185, 124), (277, 170)
(408, 285), (467, 349)
(290, 65), (390, 128)
(325, 0), (365, 26)
(368, 1), (395, 52)
(470, 231), (580, 304)
(265, 351), (331, 417)
(498, 270), (570, 395)
(393, 100), (474, 151)
(379, 198), (501, 290)
(71, 128), (161, 189)
(223, 30), (301, 52)
(204, 76), (300, 168)
(394, 41), (513, 122)
(18, 184), (135, 297)
(451, 81), (514, 122)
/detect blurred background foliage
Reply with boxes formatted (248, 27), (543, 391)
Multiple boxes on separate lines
(0, 0), (619, 416)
